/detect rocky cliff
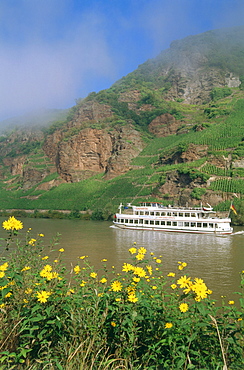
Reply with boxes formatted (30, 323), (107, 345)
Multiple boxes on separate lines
(42, 101), (146, 182)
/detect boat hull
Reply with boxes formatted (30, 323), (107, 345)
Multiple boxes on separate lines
(112, 222), (233, 235)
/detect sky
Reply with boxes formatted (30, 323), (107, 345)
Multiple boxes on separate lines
(0, 0), (243, 122)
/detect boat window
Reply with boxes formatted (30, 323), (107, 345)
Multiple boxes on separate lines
(145, 211), (149, 215)
(134, 220), (138, 224)
(140, 211), (144, 215)
(185, 213), (190, 217)
(209, 223), (214, 228)
(167, 212), (172, 216)
(191, 213), (196, 217)
(178, 221), (183, 227)
(184, 222), (189, 227)
(197, 223), (202, 228)
(191, 222), (196, 227)
(120, 219), (124, 223)
(173, 212), (177, 216)
(150, 212), (154, 216)
(125, 219), (128, 223)
(129, 219), (133, 223)
(215, 224), (218, 228)
(173, 221), (177, 226)
(155, 221), (160, 225)
(150, 220), (154, 225)
(179, 213), (183, 217)
(161, 221), (165, 225)
(156, 212), (160, 216)
(161, 212), (166, 216)
(144, 220), (149, 224)
(203, 223), (208, 228)
(135, 211), (139, 215)
(167, 221), (171, 226)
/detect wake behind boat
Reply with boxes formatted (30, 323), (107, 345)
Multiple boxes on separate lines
(112, 202), (233, 235)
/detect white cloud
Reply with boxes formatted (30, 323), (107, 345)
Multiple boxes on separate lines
(0, 1), (116, 120)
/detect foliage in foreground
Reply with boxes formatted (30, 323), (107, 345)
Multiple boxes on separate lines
(0, 217), (244, 369)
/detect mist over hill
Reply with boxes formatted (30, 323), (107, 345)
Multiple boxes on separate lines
(0, 25), (244, 222)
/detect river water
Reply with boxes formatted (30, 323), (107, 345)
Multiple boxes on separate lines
(1, 217), (244, 301)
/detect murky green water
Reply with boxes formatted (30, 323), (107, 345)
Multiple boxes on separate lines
(1, 217), (244, 300)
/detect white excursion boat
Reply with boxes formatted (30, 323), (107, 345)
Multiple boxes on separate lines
(113, 202), (233, 235)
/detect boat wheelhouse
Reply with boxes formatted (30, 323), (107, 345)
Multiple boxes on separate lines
(113, 202), (233, 235)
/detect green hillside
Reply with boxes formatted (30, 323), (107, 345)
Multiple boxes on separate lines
(0, 26), (244, 223)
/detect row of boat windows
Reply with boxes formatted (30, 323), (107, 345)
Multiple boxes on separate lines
(117, 218), (218, 228)
(135, 211), (199, 218)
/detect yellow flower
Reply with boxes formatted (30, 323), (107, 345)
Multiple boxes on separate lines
(129, 247), (137, 254)
(179, 303), (189, 313)
(155, 259), (161, 263)
(80, 280), (86, 287)
(178, 265), (184, 270)
(165, 322), (173, 329)
(228, 300), (235, 305)
(146, 265), (153, 275)
(151, 285), (157, 290)
(74, 265), (81, 274)
(122, 263), (134, 272)
(111, 280), (123, 292)
(127, 293), (138, 303)
(115, 297), (121, 302)
(99, 278), (107, 284)
(101, 259), (107, 262)
(2, 216), (23, 231)
(0, 271), (5, 278)
(25, 288), (33, 294)
(0, 263), (9, 271)
(43, 264), (52, 272)
(183, 281), (193, 295)
(59, 248), (64, 252)
(36, 290), (51, 303)
(90, 272), (97, 279)
(111, 321), (116, 327)
(133, 266), (147, 278)
(181, 262), (187, 267)
(177, 275), (191, 288)
(171, 284), (177, 290)
(42, 256), (49, 260)
(79, 255), (86, 259)
(167, 272), (175, 277)
(138, 247), (147, 255)
(135, 253), (144, 261)
(4, 292), (12, 298)
(28, 238), (36, 246)
(133, 277), (140, 283)
(39, 233), (44, 237)
(21, 266), (31, 272)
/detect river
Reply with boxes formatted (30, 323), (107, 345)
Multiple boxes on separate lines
(0, 217), (244, 301)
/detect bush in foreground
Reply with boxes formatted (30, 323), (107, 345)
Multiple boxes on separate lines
(0, 217), (243, 369)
